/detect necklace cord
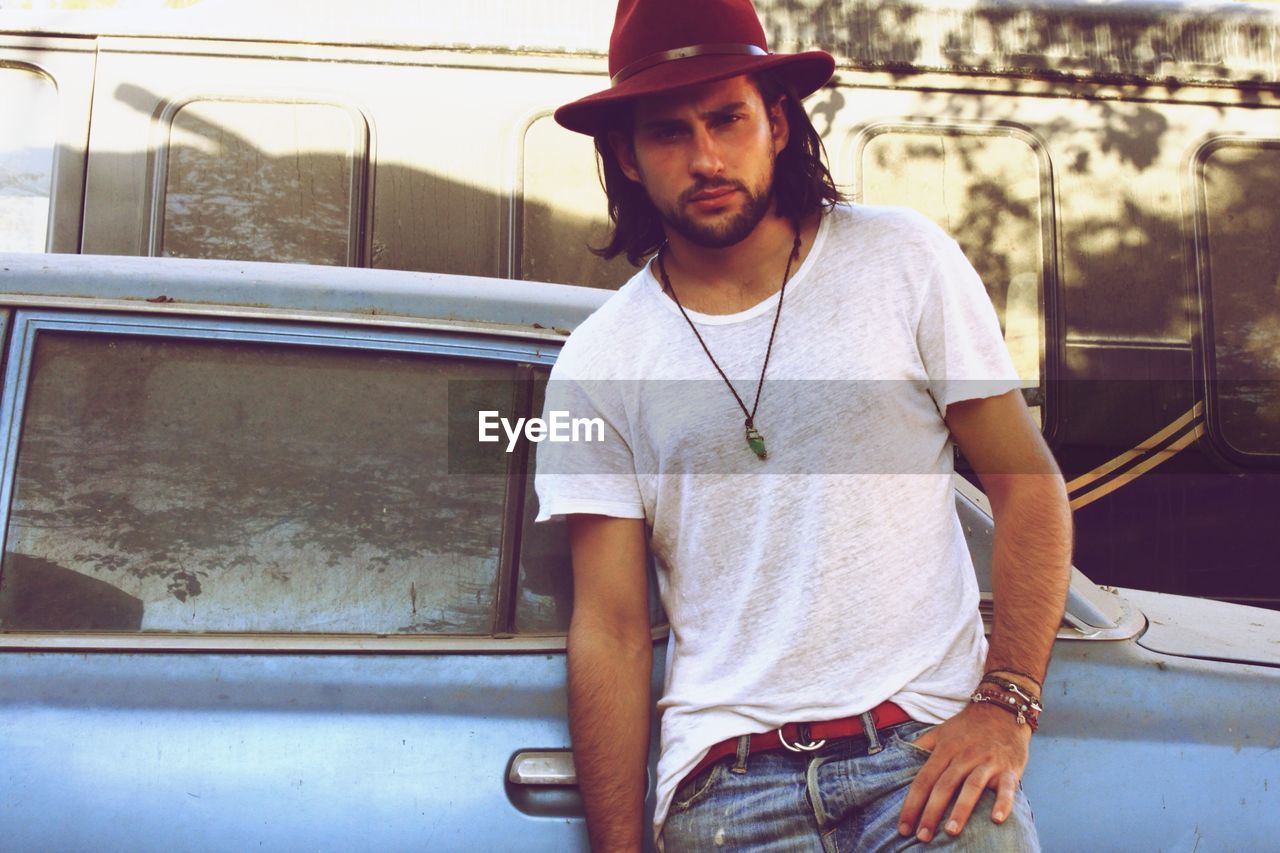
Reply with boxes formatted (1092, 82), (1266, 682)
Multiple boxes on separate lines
(656, 226), (803, 430)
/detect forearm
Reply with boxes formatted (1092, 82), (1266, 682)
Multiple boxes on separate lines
(567, 616), (653, 853)
(984, 473), (1073, 686)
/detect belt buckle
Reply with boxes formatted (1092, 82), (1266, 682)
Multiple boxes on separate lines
(777, 723), (826, 753)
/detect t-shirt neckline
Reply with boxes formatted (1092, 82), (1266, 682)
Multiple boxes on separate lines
(643, 210), (831, 326)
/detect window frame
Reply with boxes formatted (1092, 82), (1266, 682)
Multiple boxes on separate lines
(850, 119), (1063, 446)
(0, 309), (563, 652)
(0, 41), (96, 254)
(145, 94), (374, 266)
(1191, 135), (1280, 469)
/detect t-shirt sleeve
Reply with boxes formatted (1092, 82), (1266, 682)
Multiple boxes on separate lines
(532, 354), (645, 523)
(916, 231), (1023, 416)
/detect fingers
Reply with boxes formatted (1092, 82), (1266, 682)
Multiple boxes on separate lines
(902, 764), (1019, 841)
(991, 770), (1018, 823)
(940, 766), (996, 837)
(915, 764), (978, 842)
(898, 754), (944, 838)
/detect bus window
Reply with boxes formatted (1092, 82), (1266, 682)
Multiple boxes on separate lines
(157, 99), (369, 266)
(1198, 140), (1280, 462)
(856, 124), (1050, 421)
(518, 113), (635, 289)
(0, 66), (56, 252)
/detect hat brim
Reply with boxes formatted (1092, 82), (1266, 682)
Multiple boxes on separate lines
(554, 50), (835, 136)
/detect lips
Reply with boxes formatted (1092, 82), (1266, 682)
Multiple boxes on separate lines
(689, 187), (736, 202)
(686, 185), (740, 209)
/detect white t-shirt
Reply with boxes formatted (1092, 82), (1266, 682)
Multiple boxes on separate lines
(533, 204), (1022, 844)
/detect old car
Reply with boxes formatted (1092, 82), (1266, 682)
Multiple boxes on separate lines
(0, 251), (1277, 851)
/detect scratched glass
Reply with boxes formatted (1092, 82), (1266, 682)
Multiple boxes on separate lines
(0, 332), (514, 634)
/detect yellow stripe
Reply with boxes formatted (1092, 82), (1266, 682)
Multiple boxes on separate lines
(1065, 401), (1204, 495)
(1069, 423), (1204, 511)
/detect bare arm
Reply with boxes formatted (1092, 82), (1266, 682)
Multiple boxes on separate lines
(899, 389), (1073, 842)
(566, 514), (653, 853)
(954, 390), (1073, 689)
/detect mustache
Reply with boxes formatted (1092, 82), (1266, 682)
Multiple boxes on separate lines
(680, 179), (748, 205)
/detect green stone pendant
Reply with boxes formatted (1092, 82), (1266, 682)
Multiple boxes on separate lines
(745, 423), (768, 460)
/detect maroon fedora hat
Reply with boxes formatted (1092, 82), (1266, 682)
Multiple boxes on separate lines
(554, 0), (835, 136)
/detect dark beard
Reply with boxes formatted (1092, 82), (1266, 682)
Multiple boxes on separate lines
(660, 178), (774, 249)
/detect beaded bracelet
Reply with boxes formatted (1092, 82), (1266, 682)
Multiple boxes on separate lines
(970, 686), (1041, 732)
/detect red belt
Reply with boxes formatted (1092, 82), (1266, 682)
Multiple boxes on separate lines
(681, 701), (912, 789)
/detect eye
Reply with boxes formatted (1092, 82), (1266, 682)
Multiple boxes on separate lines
(644, 124), (686, 143)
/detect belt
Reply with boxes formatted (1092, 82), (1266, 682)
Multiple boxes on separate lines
(680, 701), (912, 789)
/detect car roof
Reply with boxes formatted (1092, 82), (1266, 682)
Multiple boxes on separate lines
(0, 253), (611, 341)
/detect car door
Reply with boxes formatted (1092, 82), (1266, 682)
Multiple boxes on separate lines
(0, 306), (663, 851)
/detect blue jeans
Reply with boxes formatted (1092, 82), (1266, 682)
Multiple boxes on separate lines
(661, 718), (1039, 852)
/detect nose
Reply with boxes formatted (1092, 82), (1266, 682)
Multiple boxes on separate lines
(689, 124), (726, 178)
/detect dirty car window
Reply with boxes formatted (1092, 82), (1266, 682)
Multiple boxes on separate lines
(0, 332), (514, 634)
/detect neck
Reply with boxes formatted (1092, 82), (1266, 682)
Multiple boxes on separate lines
(659, 209), (819, 315)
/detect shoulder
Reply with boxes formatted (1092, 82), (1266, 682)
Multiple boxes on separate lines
(550, 264), (655, 380)
(810, 204), (960, 302)
(823, 203), (954, 260)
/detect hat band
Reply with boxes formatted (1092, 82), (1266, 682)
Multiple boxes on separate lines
(611, 43), (768, 86)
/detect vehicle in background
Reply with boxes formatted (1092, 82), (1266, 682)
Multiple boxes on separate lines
(0, 251), (1276, 851)
(4, 0), (1279, 609)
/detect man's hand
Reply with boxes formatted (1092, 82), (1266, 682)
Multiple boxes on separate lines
(901, 389), (1070, 842)
(897, 702), (1031, 843)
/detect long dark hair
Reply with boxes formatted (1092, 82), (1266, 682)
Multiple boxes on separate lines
(592, 71), (844, 266)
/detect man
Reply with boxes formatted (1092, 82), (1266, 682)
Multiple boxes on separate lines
(534, 0), (1073, 849)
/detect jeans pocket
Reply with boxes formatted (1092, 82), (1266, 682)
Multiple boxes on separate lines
(892, 722), (937, 759)
(669, 761), (727, 816)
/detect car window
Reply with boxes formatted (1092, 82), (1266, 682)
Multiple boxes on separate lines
(514, 372), (665, 633)
(0, 65), (57, 252)
(0, 327), (517, 635)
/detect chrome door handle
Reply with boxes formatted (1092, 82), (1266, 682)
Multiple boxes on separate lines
(509, 750), (577, 785)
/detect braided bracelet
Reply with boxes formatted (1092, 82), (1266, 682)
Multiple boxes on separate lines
(980, 675), (1043, 709)
(970, 686), (1041, 732)
(983, 669), (1043, 691)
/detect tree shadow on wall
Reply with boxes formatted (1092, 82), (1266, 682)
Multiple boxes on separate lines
(13, 1), (1280, 618)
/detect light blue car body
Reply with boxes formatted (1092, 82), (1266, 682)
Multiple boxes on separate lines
(0, 253), (1276, 852)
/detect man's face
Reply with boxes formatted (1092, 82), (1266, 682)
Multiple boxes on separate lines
(612, 75), (789, 249)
